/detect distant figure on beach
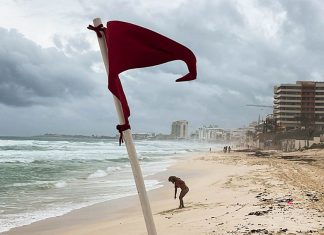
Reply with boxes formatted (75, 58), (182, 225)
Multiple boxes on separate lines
(223, 146), (227, 153)
(228, 146), (231, 153)
(168, 176), (189, 209)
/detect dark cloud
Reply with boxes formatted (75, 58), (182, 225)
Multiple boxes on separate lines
(0, 28), (98, 107)
(1, 0), (324, 136)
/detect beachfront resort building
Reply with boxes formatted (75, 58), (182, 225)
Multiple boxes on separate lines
(274, 81), (324, 131)
(171, 120), (189, 139)
(198, 125), (230, 142)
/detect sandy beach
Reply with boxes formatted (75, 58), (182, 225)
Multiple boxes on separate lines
(3, 149), (324, 235)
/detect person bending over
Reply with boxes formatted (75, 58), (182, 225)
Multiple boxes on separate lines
(168, 176), (189, 208)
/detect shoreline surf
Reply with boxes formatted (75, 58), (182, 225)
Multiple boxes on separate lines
(0, 138), (214, 233)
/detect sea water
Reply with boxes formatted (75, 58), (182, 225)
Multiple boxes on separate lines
(0, 137), (214, 233)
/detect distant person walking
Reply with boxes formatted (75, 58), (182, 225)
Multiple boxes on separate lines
(228, 146), (231, 153)
(223, 146), (227, 153)
(168, 176), (189, 209)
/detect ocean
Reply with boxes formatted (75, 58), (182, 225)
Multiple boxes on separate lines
(0, 137), (214, 233)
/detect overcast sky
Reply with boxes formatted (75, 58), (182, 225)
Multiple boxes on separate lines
(1, 0), (324, 136)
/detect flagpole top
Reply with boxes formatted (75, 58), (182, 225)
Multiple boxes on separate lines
(93, 18), (102, 26)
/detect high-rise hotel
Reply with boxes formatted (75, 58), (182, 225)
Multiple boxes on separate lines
(274, 81), (324, 131)
(171, 120), (188, 139)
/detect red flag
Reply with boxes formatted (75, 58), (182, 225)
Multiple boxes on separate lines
(89, 21), (197, 127)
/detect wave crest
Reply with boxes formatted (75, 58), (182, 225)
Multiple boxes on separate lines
(54, 181), (67, 188)
(87, 170), (107, 179)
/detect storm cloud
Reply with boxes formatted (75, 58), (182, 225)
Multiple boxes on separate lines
(1, 0), (324, 136)
(0, 28), (99, 106)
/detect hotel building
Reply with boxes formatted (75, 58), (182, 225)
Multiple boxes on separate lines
(198, 125), (229, 142)
(171, 120), (189, 139)
(273, 81), (324, 131)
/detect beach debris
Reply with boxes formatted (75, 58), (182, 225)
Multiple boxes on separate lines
(279, 228), (288, 232)
(234, 149), (255, 152)
(279, 155), (317, 164)
(260, 197), (272, 203)
(274, 196), (293, 204)
(253, 151), (270, 157)
(249, 228), (269, 234)
(305, 192), (319, 202)
(248, 210), (270, 216)
(256, 192), (272, 202)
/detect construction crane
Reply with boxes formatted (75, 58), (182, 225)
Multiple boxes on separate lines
(246, 104), (273, 108)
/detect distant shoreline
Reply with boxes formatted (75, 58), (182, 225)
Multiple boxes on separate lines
(0, 135), (232, 144)
(0, 134), (116, 140)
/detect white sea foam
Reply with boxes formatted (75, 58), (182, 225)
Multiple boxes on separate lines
(106, 166), (121, 172)
(0, 138), (216, 233)
(12, 181), (54, 187)
(87, 170), (107, 179)
(54, 181), (67, 188)
(0, 181), (164, 234)
(0, 201), (95, 233)
(0, 157), (35, 163)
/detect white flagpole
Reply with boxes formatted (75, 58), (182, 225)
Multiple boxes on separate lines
(92, 18), (157, 235)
